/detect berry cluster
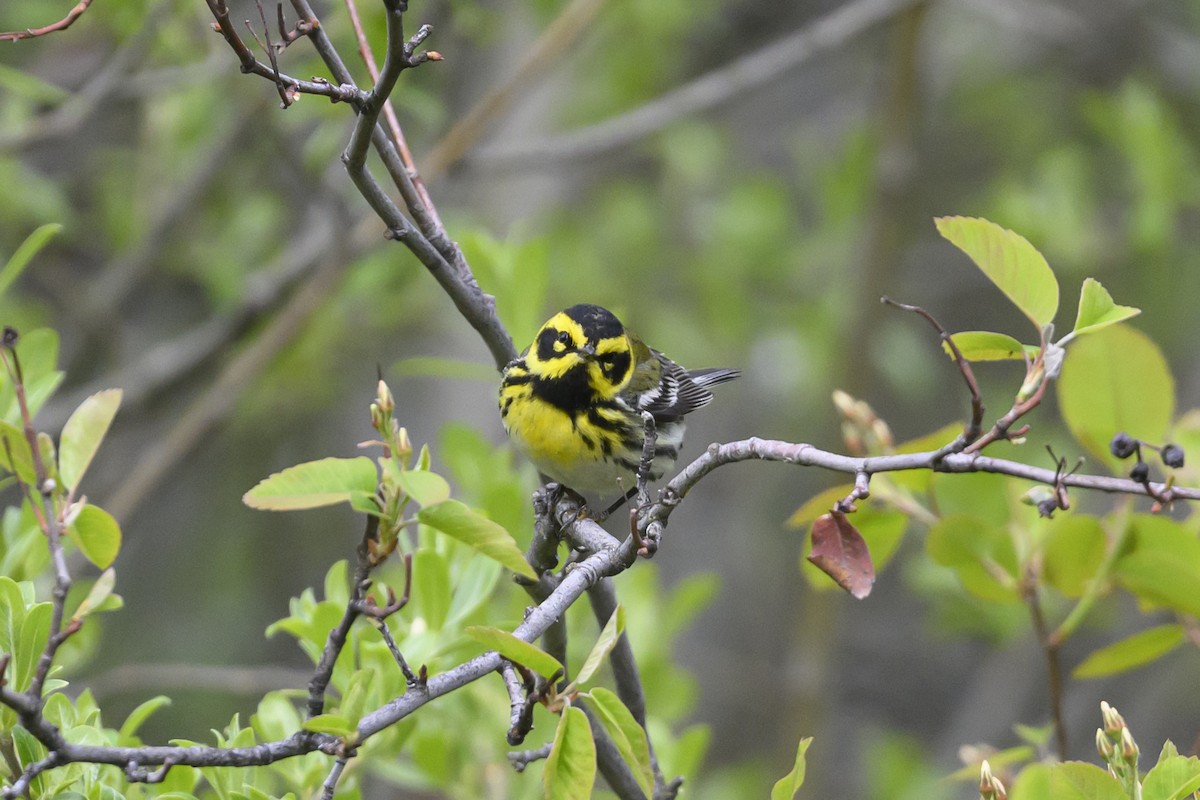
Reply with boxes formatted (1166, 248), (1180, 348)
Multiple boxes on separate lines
(1110, 432), (1185, 483)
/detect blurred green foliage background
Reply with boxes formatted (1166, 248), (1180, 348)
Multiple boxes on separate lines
(3, 0), (1200, 796)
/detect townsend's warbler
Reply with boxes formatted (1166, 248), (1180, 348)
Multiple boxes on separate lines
(499, 304), (738, 497)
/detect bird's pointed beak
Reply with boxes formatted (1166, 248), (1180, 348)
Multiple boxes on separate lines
(579, 343), (597, 359)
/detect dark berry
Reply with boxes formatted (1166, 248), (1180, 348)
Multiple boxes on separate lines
(1130, 462), (1150, 483)
(1, 327), (17, 348)
(1161, 444), (1185, 469)
(1110, 432), (1137, 459)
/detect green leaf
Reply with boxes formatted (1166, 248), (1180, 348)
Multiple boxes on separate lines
(446, 554), (503, 626)
(396, 469), (451, 506)
(1072, 278), (1140, 337)
(243, 457), (378, 510)
(119, 696), (172, 742)
(1058, 325), (1174, 469)
(16, 602), (50, 692)
(1041, 515), (1106, 598)
(0, 224), (62, 300)
(348, 490), (381, 516)
(1010, 762), (1051, 800)
(301, 713), (357, 738)
(771, 736), (813, 800)
(587, 687), (653, 796)
(925, 514), (1019, 602)
(943, 331), (1039, 362)
(68, 504), (122, 569)
(1073, 624), (1185, 679)
(934, 216), (1059, 328)
(418, 499), (536, 579)
(412, 548), (451, 630)
(544, 706), (596, 800)
(464, 625), (562, 680)
(0, 420), (35, 483)
(1115, 551), (1200, 618)
(11, 725), (46, 791)
(72, 567), (116, 621)
(1142, 755), (1200, 800)
(575, 605), (625, 686)
(58, 389), (122, 492)
(1049, 762), (1127, 800)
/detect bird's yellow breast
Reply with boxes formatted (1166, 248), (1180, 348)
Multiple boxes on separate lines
(500, 382), (639, 492)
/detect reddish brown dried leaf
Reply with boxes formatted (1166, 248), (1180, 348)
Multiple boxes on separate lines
(808, 511), (875, 599)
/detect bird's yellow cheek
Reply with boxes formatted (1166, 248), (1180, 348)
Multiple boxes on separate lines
(587, 362), (624, 399)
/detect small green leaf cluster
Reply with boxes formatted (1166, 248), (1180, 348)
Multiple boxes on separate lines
(792, 217), (1200, 794)
(0, 324), (124, 574)
(982, 702), (1200, 800)
(243, 395), (719, 796)
(244, 379), (535, 580)
(935, 217), (1141, 408)
(517, 608), (656, 798)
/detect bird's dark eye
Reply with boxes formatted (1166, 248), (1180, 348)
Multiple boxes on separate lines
(557, 331), (572, 347)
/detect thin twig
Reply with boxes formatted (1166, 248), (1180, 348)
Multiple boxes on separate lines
(0, 0), (95, 41)
(124, 758), (174, 784)
(373, 615), (420, 685)
(499, 661), (536, 745)
(507, 742), (553, 772)
(0, 342), (75, 698)
(293, 0), (454, 262)
(342, 0), (444, 230)
(251, 0), (293, 107)
(0, 3), (180, 153)
(836, 471), (872, 513)
(320, 756), (350, 800)
(308, 516), (379, 718)
(637, 437), (1200, 547)
(1025, 582), (1067, 758)
(205, 0), (515, 368)
(206, 0), (363, 104)
(881, 296), (983, 442)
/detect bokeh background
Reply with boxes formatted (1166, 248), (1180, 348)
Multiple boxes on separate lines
(3, 0), (1200, 796)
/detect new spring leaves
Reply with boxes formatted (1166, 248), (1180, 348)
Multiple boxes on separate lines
(806, 217), (1143, 599)
(935, 215), (1139, 366)
(242, 384), (536, 581)
(0, 326), (124, 573)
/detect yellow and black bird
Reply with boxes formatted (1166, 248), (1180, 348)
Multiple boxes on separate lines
(499, 304), (738, 497)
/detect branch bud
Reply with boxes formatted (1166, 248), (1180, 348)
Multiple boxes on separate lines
(979, 760), (1007, 800)
(1096, 728), (1115, 760)
(1120, 727), (1138, 762)
(1100, 701), (1125, 733)
(1016, 361), (1045, 402)
(376, 380), (395, 415)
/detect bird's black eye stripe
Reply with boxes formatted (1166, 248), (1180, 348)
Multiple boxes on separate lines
(599, 350), (631, 383)
(537, 327), (573, 361)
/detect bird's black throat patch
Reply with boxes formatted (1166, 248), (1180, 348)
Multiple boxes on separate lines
(530, 363), (595, 414)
